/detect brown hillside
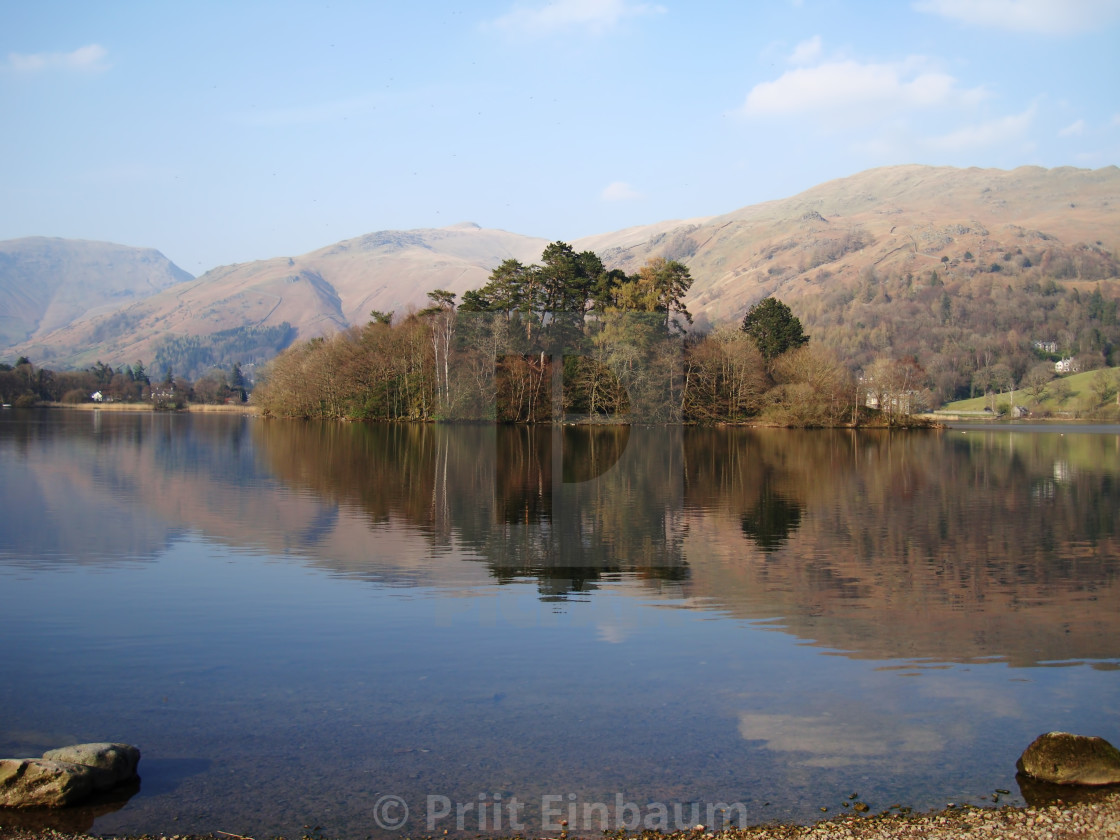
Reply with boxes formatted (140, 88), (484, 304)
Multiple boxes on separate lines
(585, 164), (1120, 325)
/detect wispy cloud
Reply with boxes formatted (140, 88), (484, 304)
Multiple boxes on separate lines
(913, 0), (1120, 34)
(739, 39), (1049, 165)
(487, 0), (666, 37)
(788, 35), (822, 66)
(7, 44), (109, 73)
(1059, 118), (1086, 136)
(924, 105), (1037, 152)
(742, 55), (985, 120)
(601, 181), (643, 201)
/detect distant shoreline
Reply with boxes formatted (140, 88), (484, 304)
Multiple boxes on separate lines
(28, 402), (934, 427)
(36, 401), (261, 414)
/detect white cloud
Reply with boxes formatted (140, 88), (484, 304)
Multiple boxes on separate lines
(596, 620), (635, 643)
(601, 181), (643, 201)
(738, 712), (943, 768)
(1059, 119), (1086, 137)
(7, 44), (109, 73)
(913, 0), (1120, 34)
(488, 0), (666, 37)
(742, 57), (984, 119)
(924, 105), (1037, 152)
(788, 35), (822, 65)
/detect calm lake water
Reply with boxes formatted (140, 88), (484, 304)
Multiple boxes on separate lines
(1, 409), (1118, 838)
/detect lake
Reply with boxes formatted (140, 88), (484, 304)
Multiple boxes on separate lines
(1, 409), (1118, 837)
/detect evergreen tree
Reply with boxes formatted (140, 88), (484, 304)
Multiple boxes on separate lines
(231, 362), (247, 401)
(740, 297), (809, 363)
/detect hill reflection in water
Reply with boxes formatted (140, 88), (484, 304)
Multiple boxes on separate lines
(252, 420), (1120, 667)
(11, 410), (1114, 665)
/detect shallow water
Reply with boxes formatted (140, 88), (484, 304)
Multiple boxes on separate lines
(1, 410), (1118, 837)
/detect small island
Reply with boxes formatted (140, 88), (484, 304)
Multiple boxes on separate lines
(249, 244), (933, 428)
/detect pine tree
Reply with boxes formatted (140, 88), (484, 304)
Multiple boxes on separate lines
(740, 297), (809, 363)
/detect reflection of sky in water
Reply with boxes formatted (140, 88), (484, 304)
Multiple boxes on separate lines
(5, 534), (1118, 836)
(1, 413), (1119, 838)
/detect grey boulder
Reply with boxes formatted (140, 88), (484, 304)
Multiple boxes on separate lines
(1016, 731), (1120, 785)
(42, 743), (140, 792)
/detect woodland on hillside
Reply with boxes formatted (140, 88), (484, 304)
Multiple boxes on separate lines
(149, 323), (296, 381)
(797, 241), (1120, 404)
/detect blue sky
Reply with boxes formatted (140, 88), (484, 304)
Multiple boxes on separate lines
(2, 0), (1119, 274)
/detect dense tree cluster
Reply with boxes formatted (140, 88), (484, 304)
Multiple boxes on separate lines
(254, 243), (864, 426)
(458, 242), (693, 339)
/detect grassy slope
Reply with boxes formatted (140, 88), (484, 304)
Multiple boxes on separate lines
(940, 366), (1120, 418)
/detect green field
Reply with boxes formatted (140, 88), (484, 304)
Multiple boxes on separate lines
(939, 366), (1120, 420)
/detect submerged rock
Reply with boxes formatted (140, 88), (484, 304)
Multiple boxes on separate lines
(0, 759), (95, 808)
(0, 742), (140, 809)
(1016, 731), (1120, 785)
(1017, 771), (1120, 808)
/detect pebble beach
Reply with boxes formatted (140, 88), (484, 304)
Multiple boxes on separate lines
(2, 792), (1120, 840)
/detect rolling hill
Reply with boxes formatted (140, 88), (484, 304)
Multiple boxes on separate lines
(3, 164), (1118, 378)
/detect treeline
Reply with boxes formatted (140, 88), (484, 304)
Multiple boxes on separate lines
(0, 356), (250, 408)
(800, 245), (1120, 404)
(255, 242), (880, 426)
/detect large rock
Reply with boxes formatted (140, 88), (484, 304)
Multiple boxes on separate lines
(1016, 731), (1120, 785)
(0, 759), (95, 808)
(0, 743), (141, 809)
(42, 743), (140, 792)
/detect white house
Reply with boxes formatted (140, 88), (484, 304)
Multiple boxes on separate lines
(1055, 358), (1080, 374)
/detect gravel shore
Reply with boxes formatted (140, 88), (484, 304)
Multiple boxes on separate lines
(2, 792), (1119, 840)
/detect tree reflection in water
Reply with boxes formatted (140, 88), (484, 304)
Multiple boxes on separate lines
(251, 420), (1120, 665)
